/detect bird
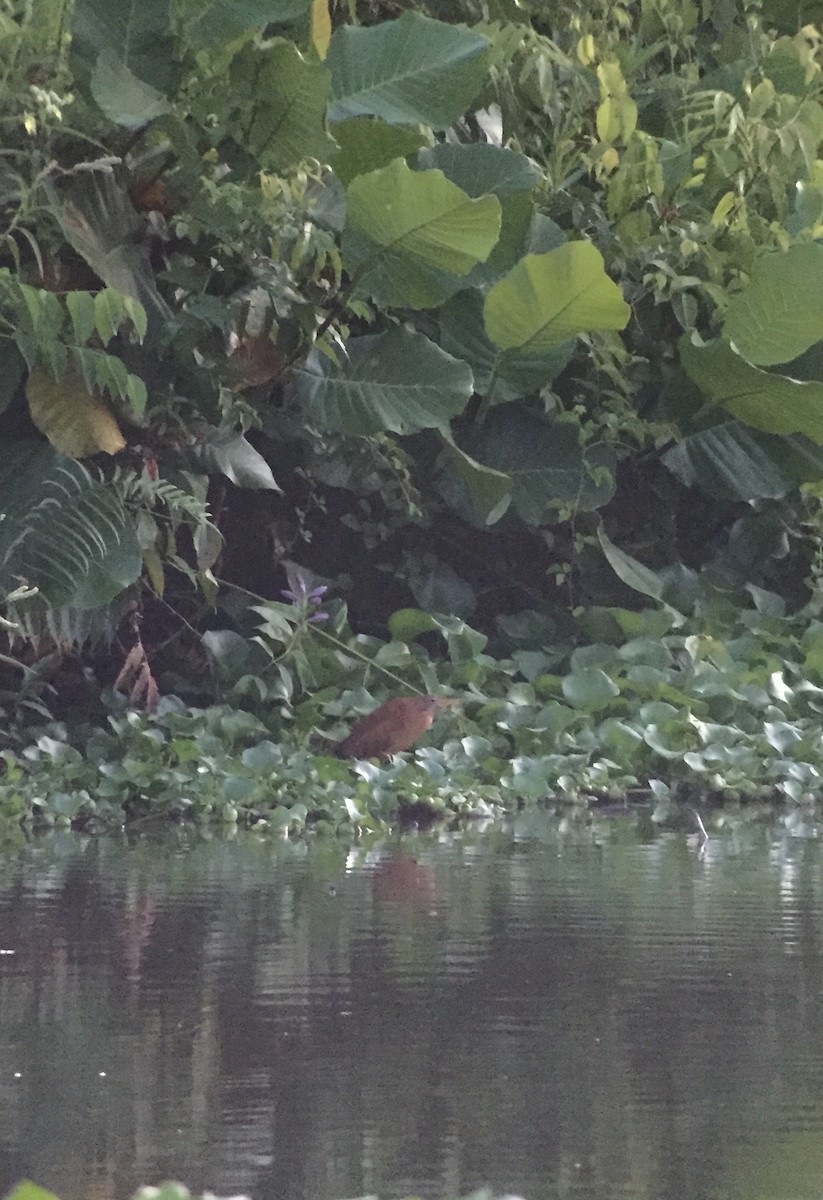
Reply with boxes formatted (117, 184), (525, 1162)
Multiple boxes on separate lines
(333, 695), (458, 760)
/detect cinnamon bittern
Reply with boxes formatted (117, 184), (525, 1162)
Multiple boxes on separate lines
(333, 695), (458, 760)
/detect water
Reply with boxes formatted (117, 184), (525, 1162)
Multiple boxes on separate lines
(1, 813), (823, 1200)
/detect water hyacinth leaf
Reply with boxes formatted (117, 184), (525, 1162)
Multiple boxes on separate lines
(343, 160), (501, 308)
(293, 329), (473, 436)
(724, 243), (823, 366)
(484, 242), (630, 352)
(327, 12), (490, 128)
(562, 667), (620, 709)
(503, 755), (554, 798)
(681, 336), (823, 443)
(387, 608), (440, 641)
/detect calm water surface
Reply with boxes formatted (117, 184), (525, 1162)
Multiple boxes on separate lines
(1, 813), (823, 1200)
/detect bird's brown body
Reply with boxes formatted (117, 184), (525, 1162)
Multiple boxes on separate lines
(334, 695), (457, 759)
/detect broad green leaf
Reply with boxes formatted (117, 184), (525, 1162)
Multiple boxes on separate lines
(199, 430), (282, 490)
(71, 0), (174, 90)
(724, 243), (823, 366)
(417, 144), (540, 288)
(436, 428), (512, 526)
(236, 40), (335, 171)
(94, 288), (124, 345)
(66, 291), (96, 344)
(484, 242), (630, 352)
(185, 0), (308, 49)
(597, 526), (664, 601)
(90, 52), (171, 127)
(681, 337), (823, 442)
(440, 289), (573, 403)
(332, 118), (430, 185)
(662, 421), (794, 500)
(388, 608), (441, 641)
(293, 328), (473, 436)
(464, 406), (615, 522)
(327, 12), (490, 129)
(26, 360), (126, 457)
(417, 143), (542, 197)
(344, 160), (501, 308)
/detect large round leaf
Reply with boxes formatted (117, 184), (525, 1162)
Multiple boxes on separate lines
(484, 242), (630, 352)
(724, 243), (823, 366)
(662, 421), (796, 500)
(681, 336), (823, 443)
(327, 12), (490, 129)
(292, 329), (473, 436)
(440, 289), (573, 403)
(343, 159), (501, 308)
(26, 359), (126, 457)
(463, 405), (615, 522)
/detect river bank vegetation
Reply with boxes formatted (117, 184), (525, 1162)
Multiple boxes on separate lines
(3, 0), (823, 829)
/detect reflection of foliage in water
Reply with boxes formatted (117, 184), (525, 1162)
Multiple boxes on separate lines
(0, 822), (821, 1200)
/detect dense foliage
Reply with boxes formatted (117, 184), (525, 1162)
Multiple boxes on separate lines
(4, 0), (823, 822)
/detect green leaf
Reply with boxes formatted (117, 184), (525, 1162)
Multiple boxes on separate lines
(331, 118), (430, 186)
(484, 242), (630, 352)
(90, 51), (171, 127)
(436, 428), (512, 526)
(464, 407), (615, 523)
(440, 289), (573, 403)
(388, 607), (440, 641)
(0, 441), (141, 607)
(66, 291), (96, 344)
(71, 0), (174, 91)
(597, 526), (665, 602)
(3, 1182), (61, 1200)
(293, 328), (473, 436)
(681, 337), (823, 443)
(327, 12), (490, 129)
(343, 159), (501, 308)
(94, 289), (124, 345)
(724, 243), (823, 366)
(562, 667), (620, 709)
(662, 421), (794, 500)
(185, 0), (308, 49)
(199, 430), (282, 490)
(417, 143), (542, 197)
(234, 40), (335, 171)
(26, 359), (126, 457)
